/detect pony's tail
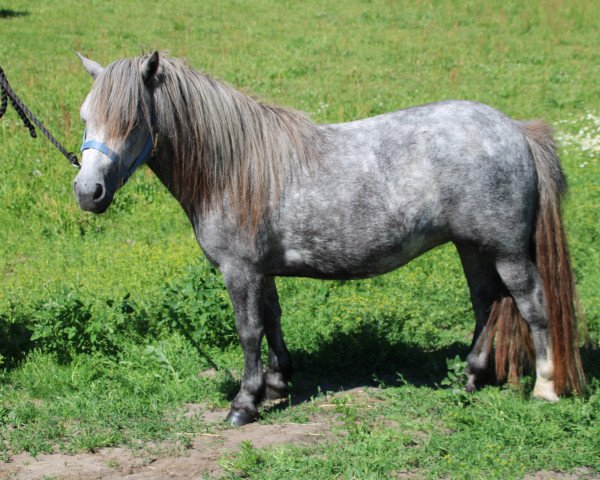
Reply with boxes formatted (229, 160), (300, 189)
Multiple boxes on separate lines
(486, 120), (585, 395)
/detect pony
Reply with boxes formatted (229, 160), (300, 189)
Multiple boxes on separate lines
(74, 51), (584, 425)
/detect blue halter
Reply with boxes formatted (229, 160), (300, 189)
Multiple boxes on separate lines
(80, 129), (154, 184)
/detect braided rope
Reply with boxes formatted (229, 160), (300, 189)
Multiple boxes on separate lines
(0, 66), (80, 168)
(0, 83), (7, 118)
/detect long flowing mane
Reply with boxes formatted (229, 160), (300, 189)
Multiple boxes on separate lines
(88, 53), (323, 228)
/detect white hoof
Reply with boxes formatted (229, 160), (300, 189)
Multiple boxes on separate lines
(533, 380), (559, 402)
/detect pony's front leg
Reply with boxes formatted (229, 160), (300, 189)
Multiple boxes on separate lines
(222, 265), (267, 426)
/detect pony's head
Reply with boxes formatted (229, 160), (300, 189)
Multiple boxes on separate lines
(73, 51), (321, 227)
(74, 52), (159, 213)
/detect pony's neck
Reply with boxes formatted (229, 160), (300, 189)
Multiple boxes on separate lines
(145, 59), (322, 228)
(146, 150), (190, 212)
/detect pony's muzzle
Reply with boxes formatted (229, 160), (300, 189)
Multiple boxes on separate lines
(73, 179), (112, 213)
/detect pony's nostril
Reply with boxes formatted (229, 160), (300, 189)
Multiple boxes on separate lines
(93, 183), (104, 201)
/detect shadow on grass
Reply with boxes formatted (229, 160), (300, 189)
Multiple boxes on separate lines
(210, 319), (474, 404)
(260, 323), (470, 411)
(581, 345), (600, 384)
(0, 317), (33, 370)
(253, 322), (600, 414)
(0, 9), (29, 18)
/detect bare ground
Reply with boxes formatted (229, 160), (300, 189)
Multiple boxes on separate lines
(523, 470), (600, 480)
(0, 387), (357, 480)
(0, 410), (335, 480)
(0, 386), (597, 480)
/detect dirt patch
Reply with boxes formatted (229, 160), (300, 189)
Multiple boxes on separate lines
(524, 469), (600, 480)
(390, 468), (600, 480)
(0, 418), (332, 480)
(0, 388), (370, 480)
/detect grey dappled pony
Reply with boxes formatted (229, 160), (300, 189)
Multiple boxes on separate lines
(74, 51), (584, 426)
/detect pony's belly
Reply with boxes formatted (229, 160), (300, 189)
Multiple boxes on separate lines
(271, 233), (445, 280)
(274, 256), (406, 279)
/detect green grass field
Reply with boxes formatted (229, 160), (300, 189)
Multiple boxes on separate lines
(1, 0), (599, 478)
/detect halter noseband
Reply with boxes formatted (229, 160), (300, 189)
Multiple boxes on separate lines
(80, 129), (154, 184)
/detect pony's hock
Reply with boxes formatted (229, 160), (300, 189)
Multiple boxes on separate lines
(75, 51), (584, 425)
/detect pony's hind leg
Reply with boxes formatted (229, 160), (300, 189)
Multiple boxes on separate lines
(495, 256), (558, 401)
(263, 277), (294, 400)
(456, 244), (504, 391)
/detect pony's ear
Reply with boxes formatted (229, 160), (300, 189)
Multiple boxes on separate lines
(141, 51), (159, 84)
(76, 52), (104, 79)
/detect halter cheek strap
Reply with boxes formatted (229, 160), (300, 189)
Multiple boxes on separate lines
(80, 129), (154, 184)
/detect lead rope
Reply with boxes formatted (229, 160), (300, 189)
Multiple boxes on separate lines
(0, 66), (80, 168)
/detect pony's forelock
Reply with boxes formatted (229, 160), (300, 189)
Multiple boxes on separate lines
(88, 57), (152, 143)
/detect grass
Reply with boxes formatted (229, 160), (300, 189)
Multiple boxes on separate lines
(0, 0), (599, 478)
(224, 384), (599, 479)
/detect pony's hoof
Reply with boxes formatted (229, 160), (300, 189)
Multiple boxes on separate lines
(533, 379), (559, 402)
(225, 409), (258, 426)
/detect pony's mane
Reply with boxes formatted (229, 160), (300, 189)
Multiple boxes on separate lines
(88, 53), (323, 228)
